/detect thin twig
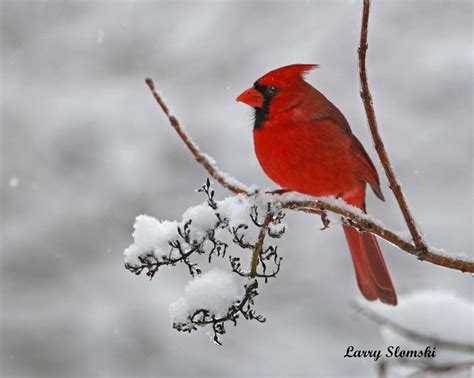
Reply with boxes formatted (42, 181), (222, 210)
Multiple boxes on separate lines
(143, 80), (474, 273)
(145, 78), (249, 195)
(352, 302), (474, 353)
(358, 0), (426, 252)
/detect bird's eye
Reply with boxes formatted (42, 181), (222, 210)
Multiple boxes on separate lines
(267, 86), (277, 96)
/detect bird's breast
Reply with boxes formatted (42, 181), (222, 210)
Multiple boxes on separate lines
(253, 120), (359, 196)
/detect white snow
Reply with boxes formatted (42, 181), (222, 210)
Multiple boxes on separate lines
(181, 202), (218, 240)
(217, 195), (255, 228)
(268, 222), (286, 235)
(201, 153), (253, 193)
(123, 215), (178, 265)
(425, 243), (474, 263)
(368, 290), (474, 365)
(124, 193), (273, 266)
(169, 268), (245, 325)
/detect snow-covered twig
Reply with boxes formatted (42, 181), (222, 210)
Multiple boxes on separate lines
(352, 302), (474, 353)
(173, 279), (265, 346)
(358, 0), (426, 252)
(352, 297), (474, 378)
(125, 180), (284, 281)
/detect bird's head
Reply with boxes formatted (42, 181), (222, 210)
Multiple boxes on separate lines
(236, 64), (318, 128)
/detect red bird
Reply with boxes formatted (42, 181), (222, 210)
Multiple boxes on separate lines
(236, 64), (397, 305)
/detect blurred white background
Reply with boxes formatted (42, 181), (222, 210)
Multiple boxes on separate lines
(1, 0), (472, 377)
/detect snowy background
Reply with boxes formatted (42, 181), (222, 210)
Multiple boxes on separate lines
(1, 0), (472, 377)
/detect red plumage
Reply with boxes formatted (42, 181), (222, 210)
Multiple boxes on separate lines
(237, 64), (397, 305)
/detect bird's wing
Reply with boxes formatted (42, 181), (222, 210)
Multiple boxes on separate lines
(307, 112), (385, 201)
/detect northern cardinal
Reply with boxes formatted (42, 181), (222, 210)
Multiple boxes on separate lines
(236, 64), (397, 305)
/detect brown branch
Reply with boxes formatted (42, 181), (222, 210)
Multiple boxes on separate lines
(282, 199), (473, 272)
(145, 78), (249, 195)
(144, 78), (474, 274)
(358, 0), (426, 251)
(250, 212), (274, 278)
(352, 302), (474, 353)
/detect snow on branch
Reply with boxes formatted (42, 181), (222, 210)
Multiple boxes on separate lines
(353, 290), (474, 377)
(125, 179), (285, 280)
(170, 270), (265, 345)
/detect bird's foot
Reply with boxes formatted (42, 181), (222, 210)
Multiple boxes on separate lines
(320, 211), (331, 230)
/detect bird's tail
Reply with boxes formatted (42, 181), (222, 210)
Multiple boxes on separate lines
(343, 225), (397, 305)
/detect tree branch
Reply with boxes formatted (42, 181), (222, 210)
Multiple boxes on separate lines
(358, 0), (426, 252)
(282, 199), (473, 273)
(352, 302), (474, 353)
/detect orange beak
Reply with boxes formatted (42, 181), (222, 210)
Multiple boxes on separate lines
(236, 87), (263, 108)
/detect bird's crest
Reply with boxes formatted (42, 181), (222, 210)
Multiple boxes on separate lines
(257, 64), (319, 87)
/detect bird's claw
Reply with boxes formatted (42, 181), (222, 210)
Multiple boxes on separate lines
(320, 211), (330, 230)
